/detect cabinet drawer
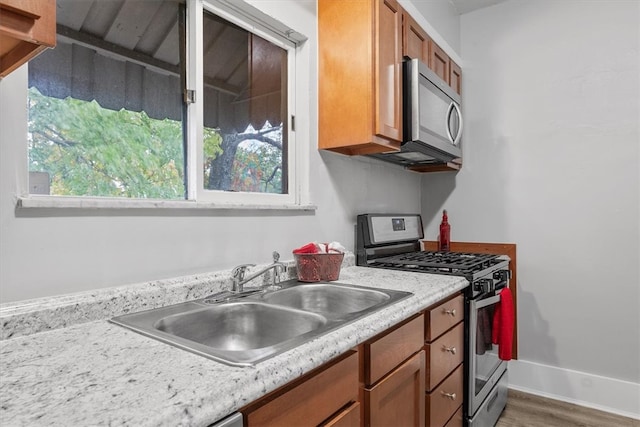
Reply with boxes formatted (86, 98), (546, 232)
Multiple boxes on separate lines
(426, 364), (463, 427)
(243, 351), (359, 426)
(365, 314), (425, 386)
(426, 294), (464, 341)
(425, 322), (464, 391)
(443, 406), (463, 427)
(365, 350), (425, 427)
(321, 402), (360, 427)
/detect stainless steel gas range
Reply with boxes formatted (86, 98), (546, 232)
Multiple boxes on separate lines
(356, 213), (511, 427)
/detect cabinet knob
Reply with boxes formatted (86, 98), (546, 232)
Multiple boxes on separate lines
(441, 391), (457, 400)
(443, 346), (457, 355)
(443, 308), (456, 316)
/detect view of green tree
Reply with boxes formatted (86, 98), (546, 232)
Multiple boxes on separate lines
(28, 87), (185, 199)
(204, 124), (284, 194)
(203, 127), (224, 188)
(28, 87), (284, 199)
(233, 142), (282, 193)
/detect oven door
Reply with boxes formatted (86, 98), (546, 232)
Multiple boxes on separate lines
(467, 291), (508, 417)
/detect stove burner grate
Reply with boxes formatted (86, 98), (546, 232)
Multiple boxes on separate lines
(371, 251), (500, 276)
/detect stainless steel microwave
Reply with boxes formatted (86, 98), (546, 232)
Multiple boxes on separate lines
(370, 58), (463, 167)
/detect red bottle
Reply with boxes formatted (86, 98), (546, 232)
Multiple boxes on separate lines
(439, 210), (450, 252)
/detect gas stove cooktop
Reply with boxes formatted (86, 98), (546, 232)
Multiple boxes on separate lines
(369, 251), (503, 279)
(355, 214), (509, 284)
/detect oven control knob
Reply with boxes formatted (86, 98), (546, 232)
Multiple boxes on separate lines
(493, 270), (511, 281)
(474, 279), (494, 293)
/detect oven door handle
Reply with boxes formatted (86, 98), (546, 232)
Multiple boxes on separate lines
(473, 293), (501, 310)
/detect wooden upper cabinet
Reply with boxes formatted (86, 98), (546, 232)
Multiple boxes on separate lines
(403, 10), (462, 97)
(375, 0), (403, 142)
(318, 0), (462, 164)
(318, 0), (402, 156)
(0, 0), (56, 78)
(429, 41), (450, 85)
(402, 10), (429, 64)
(450, 59), (462, 95)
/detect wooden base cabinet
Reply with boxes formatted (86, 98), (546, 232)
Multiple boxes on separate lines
(361, 314), (426, 427)
(424, 294), (465, 427)
(241, 310), (466, 427)
(365, 351), (426, 427)
(242, 351), (359, 427)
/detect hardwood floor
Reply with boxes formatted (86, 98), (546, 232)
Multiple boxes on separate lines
(496, 389), (640, 427)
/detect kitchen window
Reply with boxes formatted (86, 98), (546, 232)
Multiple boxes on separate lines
(24, 0), (309, 209)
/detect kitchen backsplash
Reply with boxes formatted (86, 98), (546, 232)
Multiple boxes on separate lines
(0, 254), (355, 340)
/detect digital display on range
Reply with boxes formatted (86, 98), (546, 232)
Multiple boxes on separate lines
(391, 218), (405, 231)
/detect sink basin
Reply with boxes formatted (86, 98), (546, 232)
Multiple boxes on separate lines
(259, 283), (390, 317)
(110, 281), (412, 366)
(154, 302), (326, 351)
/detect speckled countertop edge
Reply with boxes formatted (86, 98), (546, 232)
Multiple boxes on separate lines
(0, 255), (356, 340)
(0, 259), (467, 427)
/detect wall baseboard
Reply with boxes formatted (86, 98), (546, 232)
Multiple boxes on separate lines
(508, 359), (640, 420)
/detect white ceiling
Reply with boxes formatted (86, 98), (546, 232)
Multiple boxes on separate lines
(449, 0), (508, 14)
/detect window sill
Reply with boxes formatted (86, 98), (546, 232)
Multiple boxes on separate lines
(17, 195), (317, 211)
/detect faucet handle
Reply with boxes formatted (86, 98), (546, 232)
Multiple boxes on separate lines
(232, 264), (256, 281)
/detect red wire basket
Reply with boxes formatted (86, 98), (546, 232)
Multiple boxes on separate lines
(293, 252), (344, 282)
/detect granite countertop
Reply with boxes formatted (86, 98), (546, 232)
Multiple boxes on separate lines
(0, 262), (467, 426)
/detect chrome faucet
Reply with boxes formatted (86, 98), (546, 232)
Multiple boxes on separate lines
(231, 251), (287, 293)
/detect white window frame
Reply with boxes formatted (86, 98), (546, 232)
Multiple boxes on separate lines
(188, 0), (306, 207)
(18, 0), (312, 211)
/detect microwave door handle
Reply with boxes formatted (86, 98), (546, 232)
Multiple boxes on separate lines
(445, 102), (455, 143)
(452, 102), (463, 146)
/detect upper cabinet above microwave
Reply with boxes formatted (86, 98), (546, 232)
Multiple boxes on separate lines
(398, 8), (463, 97)
(318, 0), (462, 173)
(0, 0), (56, 78)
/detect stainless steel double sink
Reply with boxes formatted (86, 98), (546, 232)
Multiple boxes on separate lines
(111, 280), (412, 366)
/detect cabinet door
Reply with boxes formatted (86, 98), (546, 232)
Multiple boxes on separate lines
(374, 0), (402, 142)
(429, 41), (450, 85)
(365, 350), (426, 427)
(402, 11), (429, 63)
(450, 60), (462, 95)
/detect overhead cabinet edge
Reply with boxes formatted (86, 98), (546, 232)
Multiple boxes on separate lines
(0, 0), (56, 78)
(318, 0), (403, 156)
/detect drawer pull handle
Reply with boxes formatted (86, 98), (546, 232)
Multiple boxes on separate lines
(443, 309), (456, 316)
(443, 346), (457, 355)
(441, 391), (457, 400)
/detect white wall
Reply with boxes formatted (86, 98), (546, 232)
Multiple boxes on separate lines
(0, 0), (422, 303)
(420, 0), (639, 405)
